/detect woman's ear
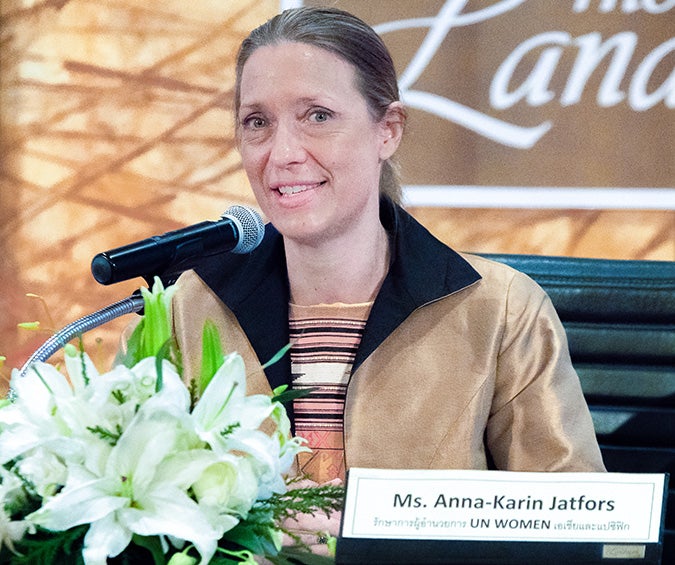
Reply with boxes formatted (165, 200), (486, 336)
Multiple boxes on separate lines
(378, 101), (406, 161)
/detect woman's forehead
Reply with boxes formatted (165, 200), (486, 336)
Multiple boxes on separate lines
(239, 42), (362, 105)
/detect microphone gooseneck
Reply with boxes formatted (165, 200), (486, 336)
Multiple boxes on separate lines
(91, 205), (264, 285)
(17, 293), (146, 378)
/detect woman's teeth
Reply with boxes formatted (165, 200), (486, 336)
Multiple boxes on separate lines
(277, 183), (320, 195)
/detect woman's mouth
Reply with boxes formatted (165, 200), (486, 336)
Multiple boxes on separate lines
(274, 181), (325, 195)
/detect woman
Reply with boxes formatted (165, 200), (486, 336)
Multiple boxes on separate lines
(171, 4), (605, 548)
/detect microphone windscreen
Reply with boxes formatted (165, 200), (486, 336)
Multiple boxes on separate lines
(225, 205), (265, 254)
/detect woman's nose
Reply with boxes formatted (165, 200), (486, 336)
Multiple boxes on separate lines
(268, 121), (306, 167)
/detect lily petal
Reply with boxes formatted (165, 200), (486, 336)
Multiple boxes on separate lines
(123, 487), (219, 564)
(28, 478), (127, 531)
(106, 410), (180, 493)
(192, 353), (246, 432)
(82, 513), (132, 565)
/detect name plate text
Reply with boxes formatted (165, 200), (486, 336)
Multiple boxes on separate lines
(341, 468), (666, 544)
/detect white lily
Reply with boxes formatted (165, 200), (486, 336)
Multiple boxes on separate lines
(27, 404), (221, 565)
(191, 354), (278, 486)
(1, 278), (333, 564)
(0, 346), (123, 470)
(0, 467), (33, 555)
(13, 449), (67, 499)
(0, 363), (85, 466)
(192, 454), (259, 534)
(192, 353), (274, 452)
(191, 352), (310, 501)
(252, 403), (309, 500)
(0, 506), (28, 556)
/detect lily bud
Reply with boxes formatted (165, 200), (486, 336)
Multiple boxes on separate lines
(167, 550), (197, 565)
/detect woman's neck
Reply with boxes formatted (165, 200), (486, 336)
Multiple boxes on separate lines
(285, 221), (390, 306)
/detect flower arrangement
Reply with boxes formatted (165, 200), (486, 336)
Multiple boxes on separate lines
(0, 280), (343, 564)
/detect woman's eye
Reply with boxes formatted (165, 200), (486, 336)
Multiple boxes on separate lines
(310, 110), (331, 123)
(244, 116), (266, 129)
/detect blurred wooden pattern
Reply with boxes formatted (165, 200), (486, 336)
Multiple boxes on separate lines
(410, 207), (674, 260)
(0, 0), (276, 386)
(0, 0), (673, 391)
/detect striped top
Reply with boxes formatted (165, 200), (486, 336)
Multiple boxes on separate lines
(289, 301), (372, 483)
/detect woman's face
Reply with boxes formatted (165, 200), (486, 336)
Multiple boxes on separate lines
(237, 41), (401, 245)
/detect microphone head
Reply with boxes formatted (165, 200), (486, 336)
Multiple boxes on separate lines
(223, 205), (265, 254)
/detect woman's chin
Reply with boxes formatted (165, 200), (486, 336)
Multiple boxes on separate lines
(273, 216), (330, 246)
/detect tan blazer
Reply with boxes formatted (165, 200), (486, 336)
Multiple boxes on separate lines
(172, 251), (605, 474)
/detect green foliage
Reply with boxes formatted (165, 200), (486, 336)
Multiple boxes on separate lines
(119, 315), (145, 368)
(129, 534), (166, 565)
(111, 389), (127, 404)
(262, 343), (292, 370)
(118, 278), (180, 371)
(138, 280), (174, 359)
(1, 526), (88, 565)
(186, 484), (344, 565)
(271, 548), (336, 565)
(199, 320), (226, 396)
(86, 423), (123, 445)
(271, 384), (316, 405)
(265, 485), (345, 524)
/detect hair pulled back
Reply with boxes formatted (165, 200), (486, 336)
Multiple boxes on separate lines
(234, 7), (404, 203)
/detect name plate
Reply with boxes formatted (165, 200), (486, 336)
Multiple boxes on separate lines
(341, 468), (666, 544)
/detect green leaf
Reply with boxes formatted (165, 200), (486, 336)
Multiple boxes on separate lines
(87, 424), (123, 445)
(118, 316), (146, 368)
(6, 525), (87, 564)
(272, 386), (316, 405)
(261, 485), (345, 523)
(199, 319), (225, 395)
(117, 279), (181, 370)
(261, 342), (292, 370)
(138, 278), (176, 360)
(220, 524), (269, 556)
(154, 337), (177, 393)
(130, 535), (167, 565)
(274, 547), (336, 565)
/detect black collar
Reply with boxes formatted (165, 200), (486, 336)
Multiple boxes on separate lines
(195, 221), (291, 391)
(195, 198), (481, 390)
(355, 198), (481, 371)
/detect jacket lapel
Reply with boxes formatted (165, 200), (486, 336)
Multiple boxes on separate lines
(194, 199), (482, 388)
(353, 200), (481, 373)
(194, 223), (292, 392)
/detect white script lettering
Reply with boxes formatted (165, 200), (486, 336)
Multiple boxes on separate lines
(491, 31), (674, 111)
(573, 0), (675, 14)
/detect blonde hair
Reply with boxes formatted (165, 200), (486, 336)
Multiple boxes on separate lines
(234, 7), (405, 204)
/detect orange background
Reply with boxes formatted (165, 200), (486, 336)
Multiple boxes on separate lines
(1, 0), (673, 390)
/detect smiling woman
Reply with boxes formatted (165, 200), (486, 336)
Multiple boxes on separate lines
(167, 5), (606, 557)
(236, 41), (403, 304)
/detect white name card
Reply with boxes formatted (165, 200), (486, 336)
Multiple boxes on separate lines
(341, 468), (666, 544)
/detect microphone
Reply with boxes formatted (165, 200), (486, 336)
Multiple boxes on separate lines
(91, 205), (265, 285)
